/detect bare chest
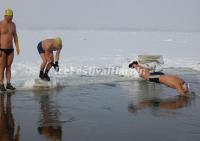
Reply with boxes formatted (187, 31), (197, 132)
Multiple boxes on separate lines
(0, 23), (14, 35)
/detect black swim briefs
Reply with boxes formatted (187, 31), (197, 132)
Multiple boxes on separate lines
(0, 48), (14, 56)
(37, 42), (45, 54)
(148, 71), (165, 83)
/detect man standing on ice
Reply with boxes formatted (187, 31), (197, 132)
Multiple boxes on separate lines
(37, 37), (62, 81)
(0, 8), (20, 91)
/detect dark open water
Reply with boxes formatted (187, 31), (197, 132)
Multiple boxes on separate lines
(0, 69), (200, 141)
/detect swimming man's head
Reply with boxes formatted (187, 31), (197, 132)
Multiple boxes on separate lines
(129, 61), (138, 68)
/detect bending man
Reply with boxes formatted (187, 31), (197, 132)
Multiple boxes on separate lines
(37, 37), (62, 81)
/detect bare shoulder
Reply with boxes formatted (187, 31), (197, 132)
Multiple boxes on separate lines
(11, 21), (16, 26)
(0, 20), (3, 26)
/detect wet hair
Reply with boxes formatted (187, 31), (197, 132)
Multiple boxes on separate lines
(128, 61), (138, 68)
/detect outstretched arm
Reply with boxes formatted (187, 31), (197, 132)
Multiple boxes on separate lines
(13, 23), (20, 55)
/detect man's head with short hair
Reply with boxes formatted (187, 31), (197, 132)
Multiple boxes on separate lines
(129, 61), (138, 68)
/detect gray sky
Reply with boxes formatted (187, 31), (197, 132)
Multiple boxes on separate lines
(1, 0), (200, 31)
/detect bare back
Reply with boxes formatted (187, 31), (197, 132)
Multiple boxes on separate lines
(42, 39), (60, 52)
(41, 39), (62, 63)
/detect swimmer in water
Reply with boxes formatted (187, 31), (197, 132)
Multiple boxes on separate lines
(129, 61), (191, 96)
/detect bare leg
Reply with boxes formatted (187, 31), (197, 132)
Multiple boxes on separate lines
(45, 63), (53, 71)
(0, 51), (6, 84)
(40, 53), (47, 71)
(43, 53), (54, 81)
(5, 52), (14, 84)
(38, 53), (48, 79)
(176, 84), (186, 96)
(45, 52), (54, 71)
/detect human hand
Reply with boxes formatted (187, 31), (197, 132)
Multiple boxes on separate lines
(54, 61), (59, 72)
(16, 46), (20, 55)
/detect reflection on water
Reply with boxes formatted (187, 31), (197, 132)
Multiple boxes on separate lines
(34, 91), (62, 141)
(128, 95), (194, 113)
(0, 93), (20, 141)
(121, 78), (196, 115)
